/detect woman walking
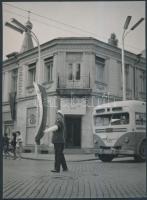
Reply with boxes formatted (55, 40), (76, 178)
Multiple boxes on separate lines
(16, 131), (23, 159)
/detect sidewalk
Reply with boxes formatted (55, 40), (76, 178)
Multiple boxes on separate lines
(21, 152), (97, 162)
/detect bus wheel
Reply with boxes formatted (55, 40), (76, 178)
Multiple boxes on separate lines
(134, 140), (146, 162)
(99, 154), (114, 162)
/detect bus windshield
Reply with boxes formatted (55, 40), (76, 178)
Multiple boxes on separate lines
(94, 113), (129, 126)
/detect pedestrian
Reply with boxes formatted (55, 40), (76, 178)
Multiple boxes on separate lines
(11, 132), (17, 160)
(16, 131), (23, 160)
(3, 133), (10, 159)
(44, 110), (68, 173)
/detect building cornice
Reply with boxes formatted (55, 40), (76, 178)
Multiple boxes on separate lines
(3, 37), (145, 67)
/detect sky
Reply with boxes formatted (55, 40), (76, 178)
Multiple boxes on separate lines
(2, 1), (145, 60)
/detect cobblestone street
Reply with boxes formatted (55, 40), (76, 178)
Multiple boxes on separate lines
(3, 156), (146, 199)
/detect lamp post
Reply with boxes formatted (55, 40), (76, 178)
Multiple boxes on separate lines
(5, 17), (41, 156)
(5, 18), (41, 83)
(121, 16), (144, 101)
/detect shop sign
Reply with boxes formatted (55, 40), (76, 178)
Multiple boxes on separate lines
(61, 97), (86, 115)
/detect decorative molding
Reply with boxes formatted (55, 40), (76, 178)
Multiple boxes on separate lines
(26, 85), (34, 94)
(42, 81), (53, 85)
(4, 37), (145, 65)
(95, 81), (107, 86)
(16, 95), (36, 102)
(42, 82), (54, 90)
(2, 102), (10, 106)
(23, 58), (38, 66)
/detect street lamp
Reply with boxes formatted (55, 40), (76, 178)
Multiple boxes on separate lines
(5, 18), (41, 83)
(5, 17), (41, 156)
(121, 16), (144, 100)
(5, 22), (24, 34)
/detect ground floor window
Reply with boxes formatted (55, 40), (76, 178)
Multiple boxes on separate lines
(4, 122), (14, 139)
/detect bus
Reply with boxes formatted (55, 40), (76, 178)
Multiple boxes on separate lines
(92, 100), (146, 162)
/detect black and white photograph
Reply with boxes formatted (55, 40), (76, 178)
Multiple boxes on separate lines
(2, 1), (146, 199)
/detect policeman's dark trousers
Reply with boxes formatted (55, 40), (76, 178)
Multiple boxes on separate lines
(54, 143), (68, 171)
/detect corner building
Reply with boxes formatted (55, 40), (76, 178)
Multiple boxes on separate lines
(3, 31), (146, 152)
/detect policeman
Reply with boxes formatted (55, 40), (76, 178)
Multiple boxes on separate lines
(44, 110), (68, 173)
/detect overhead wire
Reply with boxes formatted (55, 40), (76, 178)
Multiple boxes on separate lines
(3, 3), (103, 38)
(3, 3), (145, 53)
(4, 9), (86, 36)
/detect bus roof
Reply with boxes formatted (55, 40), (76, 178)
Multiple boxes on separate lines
(94, 100), (146, 110)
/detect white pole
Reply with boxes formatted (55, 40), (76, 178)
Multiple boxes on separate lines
(121, 31), (126, 101)
(30, 31), (41, 157)
(35, 143), (38, 156)
(121, 17), (144, 101)
(31, 31), (41, 83)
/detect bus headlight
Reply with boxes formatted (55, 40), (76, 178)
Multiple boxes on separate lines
(93, 137), (98, 144)
(124, 136), (129, 143)
(94, 139), (98, 144)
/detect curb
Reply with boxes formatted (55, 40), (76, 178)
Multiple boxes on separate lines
(21, 157), (98, 162)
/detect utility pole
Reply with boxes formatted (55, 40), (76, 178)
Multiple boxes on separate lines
(121, 16), (144, 101)
(5, 15), (41, 157)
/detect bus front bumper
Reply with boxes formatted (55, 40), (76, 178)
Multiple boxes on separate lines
(95, 148), (135, 156)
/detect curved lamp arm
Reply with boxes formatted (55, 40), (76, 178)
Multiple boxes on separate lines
(30, 31), (41, 83)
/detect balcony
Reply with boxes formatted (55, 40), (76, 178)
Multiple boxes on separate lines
(138, 92), (146, 101)
(57, 74), (92, 96)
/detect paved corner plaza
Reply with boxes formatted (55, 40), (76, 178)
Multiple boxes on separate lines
(3, 154), (146, 199)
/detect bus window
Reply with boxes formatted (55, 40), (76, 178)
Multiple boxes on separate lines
(112, 107), (122, 111)
(94, 113), (129, 126)
(94, 114), (111, 126)
(96, 109), (105, 113)
(111, 113), (129, 125)
(135, 113), (146, 125)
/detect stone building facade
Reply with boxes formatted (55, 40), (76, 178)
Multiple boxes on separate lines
(3, 29), (146, 152)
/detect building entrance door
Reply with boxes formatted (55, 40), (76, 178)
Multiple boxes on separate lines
(65, 116), (81, 148)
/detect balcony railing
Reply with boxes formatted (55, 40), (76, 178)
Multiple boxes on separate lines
(57, 74), (92, 96)
(57, 74), (91, 89)
(138, 92), (146, 100)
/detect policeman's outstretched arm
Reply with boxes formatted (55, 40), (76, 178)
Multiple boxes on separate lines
(43, 125), (58, 134)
